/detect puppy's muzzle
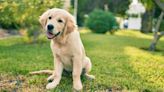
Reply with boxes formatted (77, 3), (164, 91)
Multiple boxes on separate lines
(46, 24), (61, 39)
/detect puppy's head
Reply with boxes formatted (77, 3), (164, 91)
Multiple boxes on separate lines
(39, 8), (76, 39)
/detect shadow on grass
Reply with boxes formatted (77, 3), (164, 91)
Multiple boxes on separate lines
(140, 47), (164, 52)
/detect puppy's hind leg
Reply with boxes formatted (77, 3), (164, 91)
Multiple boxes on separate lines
(83, 57), (95, 80)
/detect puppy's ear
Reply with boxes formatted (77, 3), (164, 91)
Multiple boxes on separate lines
(39, 10), (50, 28)
(65, 15), (76, 35)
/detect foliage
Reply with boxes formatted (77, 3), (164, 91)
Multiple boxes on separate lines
(85, 9), (118, 34)
(76, 0), (130, 26)
(0, 0), (63, 29)
(141, 0), (154, 11)
(0, 0), (63, 43)
(0, 30), (164, 91)
(107, 0), (130, 16)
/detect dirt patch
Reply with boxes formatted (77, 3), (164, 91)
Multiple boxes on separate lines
(0, 74), (46, 92)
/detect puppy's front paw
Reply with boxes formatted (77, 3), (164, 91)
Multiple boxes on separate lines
(46, 81), (58, 89)
(73, 80), (83, 91)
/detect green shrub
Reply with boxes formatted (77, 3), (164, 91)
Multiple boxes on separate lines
(85, 9), (118, 34)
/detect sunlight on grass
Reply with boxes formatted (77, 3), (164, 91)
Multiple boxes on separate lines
(115, 30), (153, 40)
(79, 28), (91, 34)
(124, 46), (164, 89)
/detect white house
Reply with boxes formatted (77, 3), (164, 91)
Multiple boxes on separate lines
(126, 0), (145, 30)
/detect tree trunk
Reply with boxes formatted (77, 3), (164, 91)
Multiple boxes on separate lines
(153, 0), (164, 11)
(63, 0), (71, 11)
(74, 0), (78, 22)
(141, 10), (153, 33)
(149, 11), (164, 51)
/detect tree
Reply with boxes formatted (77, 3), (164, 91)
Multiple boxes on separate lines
(140, 0), (155, 33)
(149, 0), (164, 51)
(73, 0), (78, 22)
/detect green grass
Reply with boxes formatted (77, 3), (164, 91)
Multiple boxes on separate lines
(0, 30), (164, 92)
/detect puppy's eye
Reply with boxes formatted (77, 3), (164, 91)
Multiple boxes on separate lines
(48, 16), (52, 20)
(58, 19), (63, 23)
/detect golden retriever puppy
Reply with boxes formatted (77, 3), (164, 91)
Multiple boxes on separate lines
(39, 8), (95, 91)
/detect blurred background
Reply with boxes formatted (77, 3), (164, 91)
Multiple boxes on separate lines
(0, 0), (163, 46)
(0, 0), (164, 91)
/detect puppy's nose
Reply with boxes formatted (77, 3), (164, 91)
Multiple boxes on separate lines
(47, 24), (54, 31)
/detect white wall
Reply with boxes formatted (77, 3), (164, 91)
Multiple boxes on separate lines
(128, 17), (141, 30)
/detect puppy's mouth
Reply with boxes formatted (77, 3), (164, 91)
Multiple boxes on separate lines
(46, 31), (61, 39)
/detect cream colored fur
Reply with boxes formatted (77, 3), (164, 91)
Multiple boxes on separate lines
(38, 8), (95, 91)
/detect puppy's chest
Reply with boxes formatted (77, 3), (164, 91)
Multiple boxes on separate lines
(54, 45), (72, 56)
(54, 45), (73, 70)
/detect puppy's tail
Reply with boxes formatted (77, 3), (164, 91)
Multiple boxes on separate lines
(29, 70), (53, 75)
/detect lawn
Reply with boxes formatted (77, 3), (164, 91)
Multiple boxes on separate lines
(0, 30), (164, 92)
